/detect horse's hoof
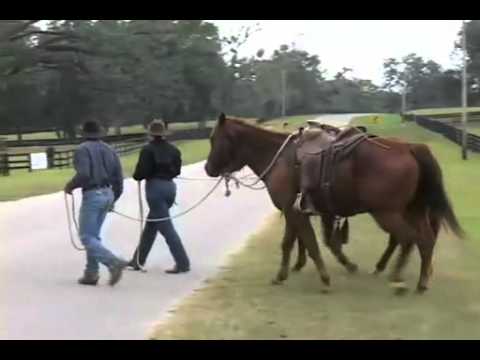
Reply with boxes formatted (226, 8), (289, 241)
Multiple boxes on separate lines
(271, 278), (284, 286)
(371, 269), (381, 276)
(390, 281), (409, 296)
(416, 285), (428, 294)
(346, 263), (358, 274)
(321, 275), (331, 286)
(291, 264), (305, 273)
(320, 287), (331, 294)
(394, 287), (409, 296)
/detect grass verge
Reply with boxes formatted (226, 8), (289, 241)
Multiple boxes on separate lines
(0, 139), (209, 202)
(151, 115), (480, 340)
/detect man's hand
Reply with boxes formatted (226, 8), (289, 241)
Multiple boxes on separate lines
(64, 183), (74, 194)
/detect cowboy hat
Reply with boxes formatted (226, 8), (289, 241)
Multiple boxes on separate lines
(82, 120), (104, 139)
(148, 119), (169, 137)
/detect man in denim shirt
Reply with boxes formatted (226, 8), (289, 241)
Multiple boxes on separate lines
(64, 121), (128, 286)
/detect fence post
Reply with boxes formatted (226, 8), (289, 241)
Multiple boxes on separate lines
(47, 146), (55, 169)
(0, 138), (9, 176)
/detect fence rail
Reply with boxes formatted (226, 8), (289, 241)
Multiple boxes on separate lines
(0, 136), (146, 175)
(6, 127), (212, 148)
(415, 116), (480, 152)
(0, 125), (215, 176)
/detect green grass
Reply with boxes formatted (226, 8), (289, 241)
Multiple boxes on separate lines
(2, 121), (218, 141)
(406, 107), (480, 117)
(0, 114), (316, 202)
(0, 139), (209, 202)
(151, 116), (480, 340)
(352, 114), (480, 246)
(4, 130), (61, 141)
(464, 122), (480, 136)
(152, 212), (480, 340)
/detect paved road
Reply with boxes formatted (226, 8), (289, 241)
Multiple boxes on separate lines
(1, 113), (366, 340)
(1, 162), (274, 340)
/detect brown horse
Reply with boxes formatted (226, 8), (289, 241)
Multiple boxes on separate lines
(296, 125), (464, 293)
(205, 114), (377, 292)
(205, 114), (464, 294)
(294, 123), (464, 284)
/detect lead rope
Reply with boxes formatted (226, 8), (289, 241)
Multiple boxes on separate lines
(224, 132), (295, 192)
(111, 177), (224, 223)
(133, 181), (147, 272)
(65, 177), (225, 254)
(64, 193), (85, 251)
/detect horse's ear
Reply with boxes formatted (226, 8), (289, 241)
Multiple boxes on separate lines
(218, 113), (226, 125)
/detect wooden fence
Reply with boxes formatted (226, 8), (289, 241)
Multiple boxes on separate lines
(0, 137), (146, 176)
(415, 116), (480, 152)
(0, 125), (217, 176)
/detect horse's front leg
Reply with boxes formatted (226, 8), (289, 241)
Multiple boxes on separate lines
(272, 211), (297, 285)
(292, 236), (307, 272)
(321, 214), (358, 273)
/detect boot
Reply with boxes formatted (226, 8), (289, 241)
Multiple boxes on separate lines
(108, 259), (129, 286)
(78, 272), (99, 286)
(165, 265), (190, 274)
(127, 259), (147, 273)
(127, 260), (142, 271)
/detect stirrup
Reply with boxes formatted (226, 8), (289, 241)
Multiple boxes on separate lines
(293, 193), (318, 215)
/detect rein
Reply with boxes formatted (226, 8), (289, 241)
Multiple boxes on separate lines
(223, 132), (296, 191)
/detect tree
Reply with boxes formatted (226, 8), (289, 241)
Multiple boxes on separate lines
(457, 20), (480, 105)
(381, 53), (457, 110)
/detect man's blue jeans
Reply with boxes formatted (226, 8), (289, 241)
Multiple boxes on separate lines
(132, 179), (190, 270)
(79, 188), (120, 275)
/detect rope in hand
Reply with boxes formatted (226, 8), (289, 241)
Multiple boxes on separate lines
(133, 181), (147, 272)
(111, 177), (224, 223)
(64, 176), (224, 253)
(64, 193), (85, 251)
(64, 131), (292, 252)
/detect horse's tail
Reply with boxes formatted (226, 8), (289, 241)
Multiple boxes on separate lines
(410, 144), (465, 239)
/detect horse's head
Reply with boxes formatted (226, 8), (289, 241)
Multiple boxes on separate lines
(205, 113), (247, 177)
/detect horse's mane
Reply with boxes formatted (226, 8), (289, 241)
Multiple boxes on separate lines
(226, 117), (289, 140)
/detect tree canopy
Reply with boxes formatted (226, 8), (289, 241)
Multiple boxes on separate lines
(0, 20), (473, 138)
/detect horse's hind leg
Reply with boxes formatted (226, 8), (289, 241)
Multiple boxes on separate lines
(372, 212), (417, 294)
(272, 211), (297, 285)
(321, 214), (358, 274)
(373, 235), (398, 275)
(416, 212), (436, 293)
(292, 236), (307, 272)
(390, 241), (414, 293)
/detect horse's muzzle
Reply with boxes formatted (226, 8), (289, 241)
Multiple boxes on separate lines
(204, 162), (220, 178)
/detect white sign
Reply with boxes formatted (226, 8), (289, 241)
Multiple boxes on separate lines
(30, 152), (48, 171)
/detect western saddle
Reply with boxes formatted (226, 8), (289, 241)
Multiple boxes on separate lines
(293, 123), (369, 216)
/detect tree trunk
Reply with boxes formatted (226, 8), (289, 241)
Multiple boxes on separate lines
(16, 126), (23, 141)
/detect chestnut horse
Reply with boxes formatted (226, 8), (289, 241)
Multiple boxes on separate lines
(205, 114), (464, 294)
(205, 114), (388, 290)
(206, 114), (378, 290)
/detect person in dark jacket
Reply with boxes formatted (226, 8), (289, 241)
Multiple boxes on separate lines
(64, 120), (128, 286)
(128, 119), (190, 274)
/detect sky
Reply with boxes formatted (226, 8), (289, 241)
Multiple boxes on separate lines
(210, 20), (463, 86)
